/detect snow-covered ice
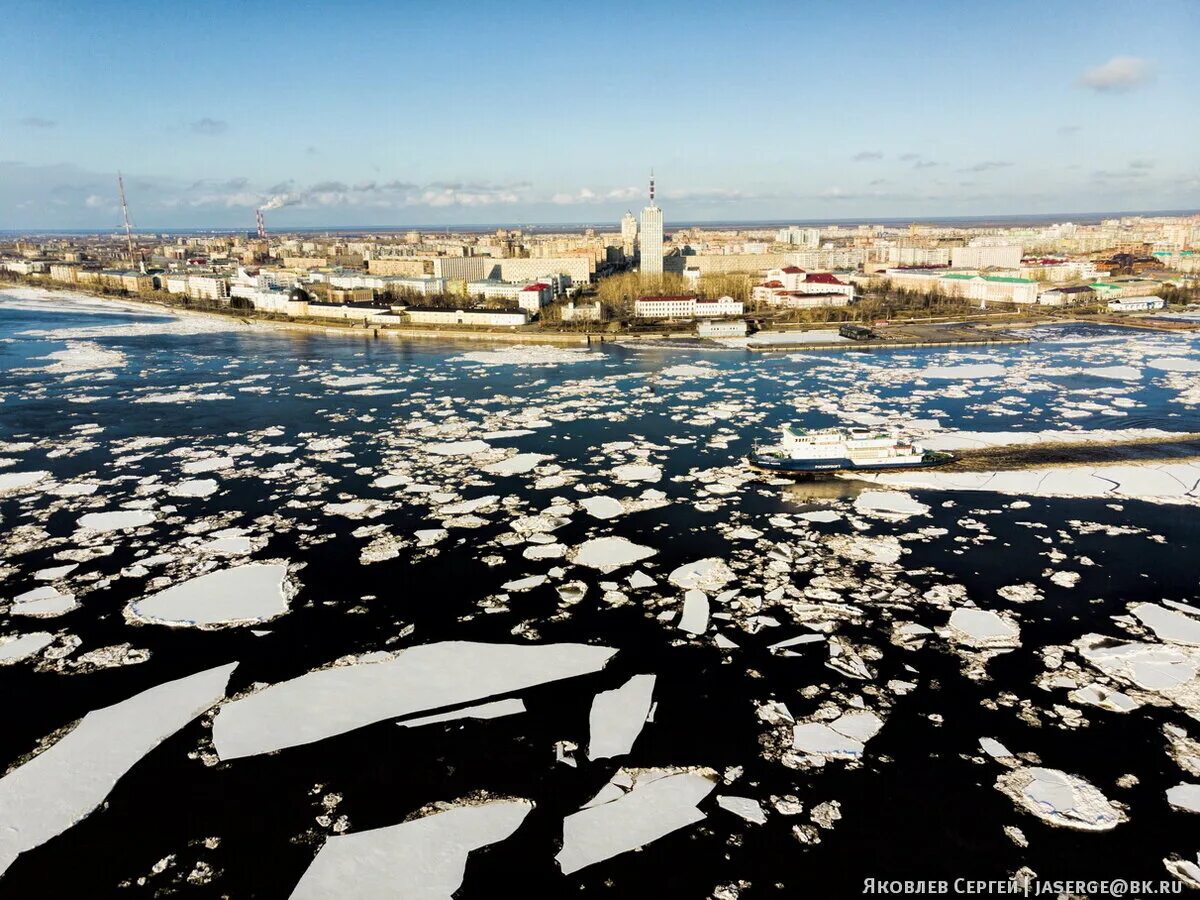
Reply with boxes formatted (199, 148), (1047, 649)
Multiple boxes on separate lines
(290, 799), (532, 899)
(587, 674), (655, 760)
(0, 663), (236, 876)
(556, 768), (717, 874)
(127, 563), (295, 629)
(213, 642), (616, 759)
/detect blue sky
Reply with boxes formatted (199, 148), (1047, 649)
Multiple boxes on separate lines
(2, 0), (1197, 228)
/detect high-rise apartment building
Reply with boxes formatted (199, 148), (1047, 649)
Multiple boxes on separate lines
(620, 212), (638, 259)
(639, 173), (663, 276)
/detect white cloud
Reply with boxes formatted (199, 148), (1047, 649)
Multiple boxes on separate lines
(1078, 56), (1154, 92)
(84, 194), (109, 208)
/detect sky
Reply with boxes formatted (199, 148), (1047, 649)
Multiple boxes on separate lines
(1, 0), (1198, 229)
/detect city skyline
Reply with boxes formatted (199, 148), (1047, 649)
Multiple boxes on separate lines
(2, 0), (1198, 229)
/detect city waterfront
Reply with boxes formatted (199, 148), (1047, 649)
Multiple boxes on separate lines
(3, 291), (1200, 895)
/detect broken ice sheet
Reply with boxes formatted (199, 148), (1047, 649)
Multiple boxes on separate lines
(126, 562), (296, 629)
(398, 698), (526, 729)
(0, 663), (237, 876)
(213, 642), (616, 759)
(568, 536), (657, 573)
(587, 674), (655, 760)
(290, 799), (532, 899)
(556, 767), (717, 875)
(996, 767), (1125, 832)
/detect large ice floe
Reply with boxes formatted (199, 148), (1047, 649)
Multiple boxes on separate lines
(587, 674), (655, 760)
(919, 363), (1005, 380)
(450, 346), (593, 366)
(125, 563), (296, 629)
(0, 663), (236, 876)
(861, 461), (1200, 507)
(290, 799), (532, 899)
(995, 767), (1125, 832)
(567, 537), (657, 573)
(0, 632), (55, 665)
(76, 509), (157, 531)
(556, 767), (717, 874)
(213, 642), (616, 759)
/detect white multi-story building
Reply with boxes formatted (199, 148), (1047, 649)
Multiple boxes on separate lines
(164, 274), (229, 301)
(402, 307), (529, 326)
(328, 273), (446, 296)
(885, 246), (951, 267)
(634, 295), (743, 319)
(776, 226), (821, 248)
(639, 175), (663, 276)
(621, 212), (638, 259)
(950, 245), (1023, 269)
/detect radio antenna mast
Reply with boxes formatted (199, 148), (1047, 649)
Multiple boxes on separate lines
(117, 172), (143, 272)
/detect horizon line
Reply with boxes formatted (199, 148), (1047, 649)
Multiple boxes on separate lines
(2, 207), (1198, 235)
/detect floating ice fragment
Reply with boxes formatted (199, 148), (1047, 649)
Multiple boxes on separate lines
(77, 510), (156, 532)
(170, 479), (219, 498)
(127, 563), (295, 629)
(0, 663), (236, 876)
(10, 586), (78, 617)
(1131, 603), (1200, 647)
(0, 632), (55, 664)
(678, 590), (710, 635)
(979, 737), (1013, 759)
(587, 674), (655, 760)
(716, 796), (767, 825)
(181, 456), (233, 475)
(947, 608), (1021, 648)
(669, 557), (735, 592)
(569, 537), (657, 573)
(579, 496), (625, 519)
(920, 363), (1005, 380)
(556, 768), (717, 874)
(791, 723), (865, 758)
(290, 800), (532, 900)
(1166, 783), (1200, 814)
(612, 464), (661, 484)
(1069, 683), (1140, 713)
(0, 471), (49, 495)
(213, 641), (616, 760)
(398, 698), (526, 728)
(501, 574), (546, 592)
(853, 491), (930, 518)
(996, 767), (1125, 831)
(482, 453), (552, 475)
(427, 440), (491, 456)
(627, 570), (656, 590)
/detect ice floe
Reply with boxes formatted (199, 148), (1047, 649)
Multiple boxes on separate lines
(716, 795), (767, 825)
(0, 663), (236, 876)
(853, 490), (930, 518)
(587, 674), (655, 760)
(77, 510), (157, 532)
(126, 563), (296, 629)
(451, 346), (593, 366)
(568, 537), (657, 573)
(556, 767), (717, 874)
(995, 767), (1125, 832)
(213, 641), (616, 759)
(920, 363), (1005, 380)
(0, 632), (55, 665)
(290, 799), (532, 899)
(398, 698), (526, 729)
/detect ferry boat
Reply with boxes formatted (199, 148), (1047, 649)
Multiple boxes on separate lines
(748, 424), (953, 474)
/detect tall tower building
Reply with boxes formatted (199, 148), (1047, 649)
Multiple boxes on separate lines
(620, 211), (638, 259)
(639, 172), (663, 276)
